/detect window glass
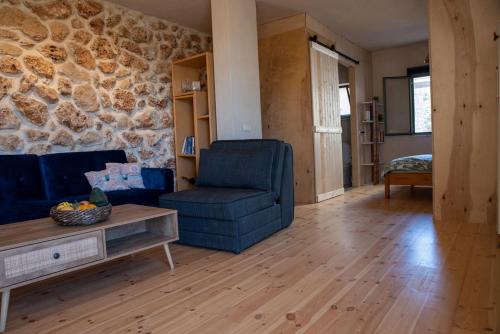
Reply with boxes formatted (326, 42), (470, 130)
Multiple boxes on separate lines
(412, 76), (432, 133)
(339, 86), (350, 116)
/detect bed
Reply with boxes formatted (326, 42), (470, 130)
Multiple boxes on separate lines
(384, 154), (432, 198)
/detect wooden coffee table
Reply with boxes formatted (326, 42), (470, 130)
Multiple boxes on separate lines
(0, 204), (178, 332)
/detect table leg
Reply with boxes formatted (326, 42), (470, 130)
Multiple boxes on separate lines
(0, 289), (10, 333)
(163, 243), (174, 270)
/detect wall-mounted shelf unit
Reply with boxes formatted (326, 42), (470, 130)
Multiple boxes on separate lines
(172, 52), (216, 191)
(359, 100), (385, 185)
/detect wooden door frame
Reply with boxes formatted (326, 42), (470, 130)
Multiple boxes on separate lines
(335, 57), (360, 188)
(497, 22), (500, 234)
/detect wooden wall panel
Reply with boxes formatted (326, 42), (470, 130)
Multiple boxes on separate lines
(429, 0), (500, 224)
(259, 28), (316, 204)
(259, 14), (374, 202)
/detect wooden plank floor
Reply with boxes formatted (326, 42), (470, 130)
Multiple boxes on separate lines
(4, 186), (499, 333)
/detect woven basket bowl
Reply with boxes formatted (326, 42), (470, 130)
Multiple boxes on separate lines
(50, 204), (112, 226)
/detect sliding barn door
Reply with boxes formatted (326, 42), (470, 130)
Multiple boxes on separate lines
(310, 42), (344, 202)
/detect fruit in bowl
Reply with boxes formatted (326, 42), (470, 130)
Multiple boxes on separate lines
(56, 202), (74, 211)
(55, 201), (97, 211)
(51, 188), (112, 226)
(79, 202), (97, 210)
(89, 188), (109, 207)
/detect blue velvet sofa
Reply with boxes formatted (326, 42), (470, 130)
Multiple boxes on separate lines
(159, 139), (294, 253)
(0, 150), (174, 225)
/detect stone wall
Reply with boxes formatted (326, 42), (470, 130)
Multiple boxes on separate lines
(0, 0), (211, 168)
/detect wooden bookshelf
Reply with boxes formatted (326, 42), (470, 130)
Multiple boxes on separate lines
(359, 100), (385, 185)
(172, 52), (216, 191)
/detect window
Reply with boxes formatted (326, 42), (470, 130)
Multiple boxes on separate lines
(339, 85), (350, 115)
(411, 75), (431, 133)
(383, 65), (431, 135)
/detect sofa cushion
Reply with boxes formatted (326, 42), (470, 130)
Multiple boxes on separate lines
(1, 199), (58, 224)
(84, 168), (130, 192)
(106, 163), (145, 189)
(210, 140), (285, 198)
(141, 168), (174, 191)
(0, 155), (44, 200)
(58, 189), (162, 207)
(0, 188), (163, 225)
(159, 188), (275, 221)
(104, 189), (163, 207)
(196, 149), (273, 191)
(39, 150), (127, 200)
(59, 188), (160, 206)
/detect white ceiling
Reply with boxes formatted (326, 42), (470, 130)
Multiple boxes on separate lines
(107, 0), (428, 51)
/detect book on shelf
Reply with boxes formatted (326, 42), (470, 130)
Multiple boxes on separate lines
(181, 136), (196, 155)
(376, 130), (385, 143)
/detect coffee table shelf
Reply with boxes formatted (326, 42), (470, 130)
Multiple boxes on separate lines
(106, 232), (175, 258)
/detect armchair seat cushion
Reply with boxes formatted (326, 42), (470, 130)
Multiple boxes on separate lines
(159, 188), (275, 221)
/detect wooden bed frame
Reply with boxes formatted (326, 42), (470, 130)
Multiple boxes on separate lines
(384, 172), (432, 198)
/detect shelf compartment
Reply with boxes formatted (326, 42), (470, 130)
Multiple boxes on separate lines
(177, 153), (196, 158)
(173, 52), (209, 68)
(361, 162), (385, 166)
(171, 53), (210, 96)
(105, 216), (178, 258)
(173, 98), (195, 154)
(175, 92), (195, 100)
(196, 117), (210, 158)
(176, 156), (196, 190)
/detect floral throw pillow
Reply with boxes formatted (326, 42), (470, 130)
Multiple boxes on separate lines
(84, 168), (130, 192)
(106, 163), (145, 189)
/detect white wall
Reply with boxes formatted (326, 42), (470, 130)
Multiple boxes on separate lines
(371, 41), (432, 165)
(211, 0), (263, 140)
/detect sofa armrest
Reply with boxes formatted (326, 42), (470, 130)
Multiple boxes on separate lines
(279, 143), (294, 228)
(141, 168), (174, 192)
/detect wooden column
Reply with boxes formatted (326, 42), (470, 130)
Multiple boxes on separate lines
(429, 0), (500, 223)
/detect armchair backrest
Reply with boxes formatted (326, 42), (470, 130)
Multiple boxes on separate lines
(210, 139), (286, 198)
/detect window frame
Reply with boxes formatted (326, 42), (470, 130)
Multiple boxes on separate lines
(383, 65), (431, 136)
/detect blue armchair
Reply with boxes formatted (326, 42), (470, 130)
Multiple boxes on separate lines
(159, 139), (294, 253)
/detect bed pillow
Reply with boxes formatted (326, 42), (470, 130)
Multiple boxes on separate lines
(196, 148), (274, 191)
(84, 169), (129, 192)
(106, 163), (145, 189)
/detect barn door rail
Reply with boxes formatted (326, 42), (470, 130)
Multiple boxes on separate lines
(309, 35), (360, 65)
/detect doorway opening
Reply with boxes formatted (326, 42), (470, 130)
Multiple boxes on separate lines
(339, 63), (352, 188)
